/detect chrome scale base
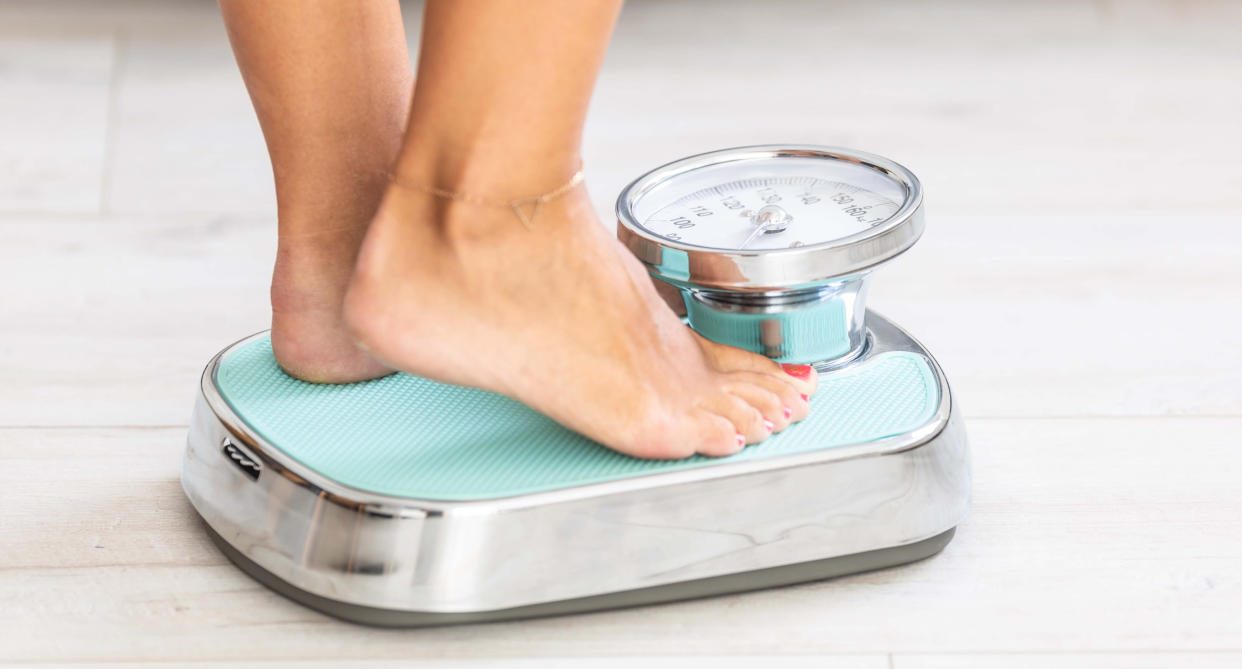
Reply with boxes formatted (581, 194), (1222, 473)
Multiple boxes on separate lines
(181, 312), (969, 627)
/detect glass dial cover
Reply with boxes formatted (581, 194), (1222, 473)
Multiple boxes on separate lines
(617, 146), (924, 290)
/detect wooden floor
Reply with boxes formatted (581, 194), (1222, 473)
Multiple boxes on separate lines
(3, 0), (1241, 665)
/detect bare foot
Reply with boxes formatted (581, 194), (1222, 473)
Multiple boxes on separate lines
(343, 181), (817, 459)
(270, 233), (392, 384)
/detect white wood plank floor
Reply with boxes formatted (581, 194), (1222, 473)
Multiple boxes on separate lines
(2, 0), (1240, 665)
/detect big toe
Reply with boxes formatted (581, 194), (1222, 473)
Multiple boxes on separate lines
(694, 332), (819, 397)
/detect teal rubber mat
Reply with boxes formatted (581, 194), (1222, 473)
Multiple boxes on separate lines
(215, 336), (939, 500)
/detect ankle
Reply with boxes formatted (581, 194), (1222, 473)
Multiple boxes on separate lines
(391, 135), (582, 204)
(271, 244), (357, 313)
(379, 162), (589, 244)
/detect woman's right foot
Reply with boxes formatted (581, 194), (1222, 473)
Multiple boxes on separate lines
(343, 177), (817, 459)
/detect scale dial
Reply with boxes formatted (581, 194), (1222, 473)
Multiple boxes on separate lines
(643, 177), (900, 251)
(617, 146), (924, 291)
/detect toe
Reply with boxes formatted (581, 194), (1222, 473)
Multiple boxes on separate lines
(615, 410), (695, 460)
(693, 331), (819, 397)
(777, 363), (819, 397)
(727, 371), (810, 423)
(722, 380), (790, 431)
(702, 391), (771, 445)
(690, 409), (746, 458)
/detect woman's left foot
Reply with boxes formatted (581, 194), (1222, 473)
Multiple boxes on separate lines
(270, 237), (393, 384)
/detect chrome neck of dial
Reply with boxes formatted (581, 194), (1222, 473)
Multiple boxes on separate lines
(681, 274), (871, 366)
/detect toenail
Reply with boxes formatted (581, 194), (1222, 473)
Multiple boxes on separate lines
(782, 363), (813, 379)
(763, 419), (775, 432)
(800, 393), (809, 402)
(783, 406), (792, 419)
(736, 433), (746, 448)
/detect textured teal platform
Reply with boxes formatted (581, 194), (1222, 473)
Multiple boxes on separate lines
(214, 336), (939, 500)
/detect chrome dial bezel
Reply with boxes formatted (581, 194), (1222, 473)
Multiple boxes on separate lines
(616, 145), (925, 291)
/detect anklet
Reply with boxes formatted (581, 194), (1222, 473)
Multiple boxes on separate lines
(387, 167), (585, 230)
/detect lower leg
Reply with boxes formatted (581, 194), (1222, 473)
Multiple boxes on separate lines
(218, 0), (412, 382)
(345, 0), (817, 458)
(390, 0), (610, 201)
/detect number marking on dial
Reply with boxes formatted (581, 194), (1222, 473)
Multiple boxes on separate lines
(643, 176), (898, 250)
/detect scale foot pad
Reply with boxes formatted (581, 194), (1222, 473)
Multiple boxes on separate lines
(213, 336), (940, 500)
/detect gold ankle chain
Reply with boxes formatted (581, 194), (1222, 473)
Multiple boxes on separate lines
(386, 167), (585, 230)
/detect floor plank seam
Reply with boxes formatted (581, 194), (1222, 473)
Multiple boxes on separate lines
(98, 28), (126, 217)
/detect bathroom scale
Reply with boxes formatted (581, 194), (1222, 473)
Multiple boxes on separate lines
(181, 145), (971, 626)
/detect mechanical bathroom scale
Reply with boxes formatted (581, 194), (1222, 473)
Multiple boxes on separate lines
(181, 145), (970, 626)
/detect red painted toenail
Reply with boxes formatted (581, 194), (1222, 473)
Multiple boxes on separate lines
(763, 419), (775, 432)
(800, 393), (809, 402)
(783, 406), (792, 419)
(782, 363), (813, 379)
(736, 433), (746, 447)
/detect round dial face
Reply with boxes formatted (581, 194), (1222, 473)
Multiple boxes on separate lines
(642, 177), (900, 251)
(629, 152), (910, 252)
